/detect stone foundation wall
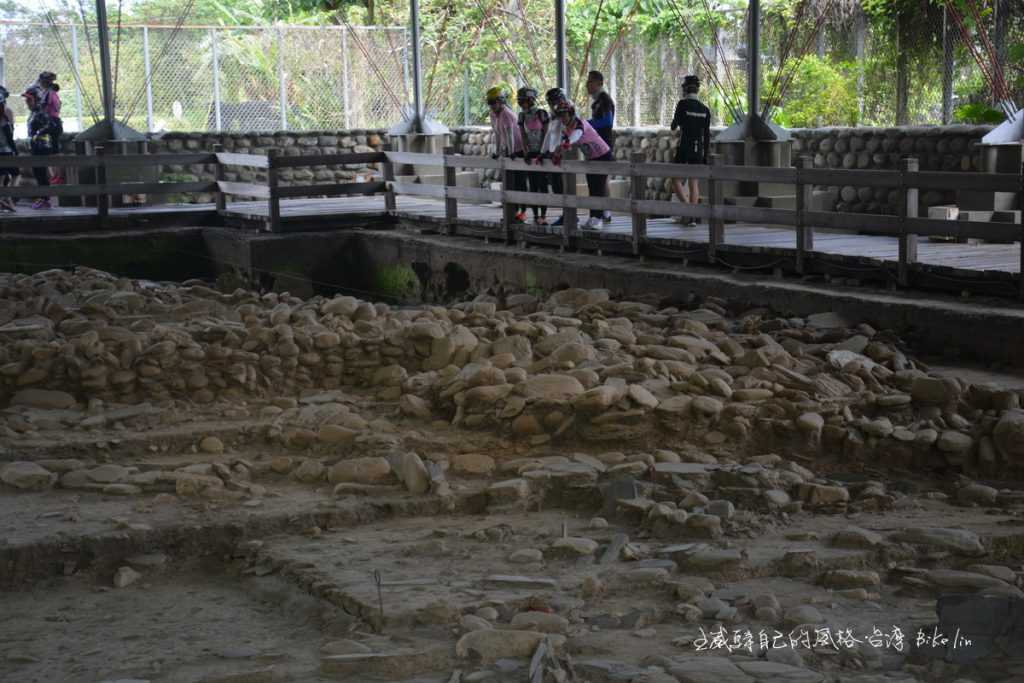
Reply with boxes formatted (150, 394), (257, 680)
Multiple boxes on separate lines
(41, 130), (389, 203)
(450, 124), (997, 212)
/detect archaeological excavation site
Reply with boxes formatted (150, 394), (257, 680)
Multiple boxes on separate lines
(3, 261), (1024, 683)
(3, 0), (1024, 680)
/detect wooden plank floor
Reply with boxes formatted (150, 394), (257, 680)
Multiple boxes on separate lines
(387, 196), (1021, 275)
(2, 194), (1019, 276)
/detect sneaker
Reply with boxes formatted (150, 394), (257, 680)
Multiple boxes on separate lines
(49, 175), (64, 185)
(31, 199), (51, 210)
(552, 216), (564, 226)
(584, 217), (601, 230)
(686, 220), (698, 228)
(602, 211), (612, 223)
(513, 211), (527, 224)
(535, 217), (548, 226)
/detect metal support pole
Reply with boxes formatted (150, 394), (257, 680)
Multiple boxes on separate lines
(609, 50), (617, 110)
(72, 25), (85, 132)
(942, 7), (953, 125)
(410, 0), (423, 123)
(747, 0), (760, 123)
(211, 28), (222, 132)
(463, 66), (471, 126)
(0, 28), (5, 87)
(96, 0), (116, 127)
(277, 26), (288, 131)
(632, 34), (642, 125)
(555, 0), (568, 93)
(342, 27), (352, 129)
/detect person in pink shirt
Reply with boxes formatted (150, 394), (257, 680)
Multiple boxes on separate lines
(486, 85), (528, 223)
(551, 100), (611, 229)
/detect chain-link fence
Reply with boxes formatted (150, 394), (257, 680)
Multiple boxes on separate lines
(0, 15), (1010, 135)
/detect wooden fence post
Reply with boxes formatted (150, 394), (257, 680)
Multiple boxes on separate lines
(267, 148), (281, 233)
(898, 157), (919, 287)
(1019, 157), (1024, 301)
(562, 163), (577, 251)
(382, 143), (397, 213)
(213, 143), (226, 213)
(630, 152), (646, 258)
(95, 145), (109, 223)
(443, 146), (457, 235)
(795, 155), (814, 274)
(707, 154), (722, 262)
(501, 159), (516, 244)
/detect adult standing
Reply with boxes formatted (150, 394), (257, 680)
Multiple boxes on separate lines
(670, 75), (711, 227)
(0, 86), (18, 212)
(586, 70), (615, 224)
(23, 71), (63, 210)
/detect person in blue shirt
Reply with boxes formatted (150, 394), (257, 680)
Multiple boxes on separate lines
(585, 70), (615, 224)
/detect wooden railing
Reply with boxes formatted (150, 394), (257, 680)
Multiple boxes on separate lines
(382, 148), (1024, 296)
(0, 148), (219, 220)
(0, 145), (389, 232)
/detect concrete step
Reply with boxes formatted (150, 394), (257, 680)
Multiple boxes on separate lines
(455, 171), (482, 188)
(724, 196), (759, 207)
(756, 195), (795, 209)
(957, 190), (1019, 211)
(928, 205), (959, 220)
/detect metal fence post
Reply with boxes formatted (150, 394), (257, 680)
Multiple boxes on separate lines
(341, 26), (352, 129)
(463, 67), (470, 126)
(142, 26), (154, 133)
(898, 157), (919, 287)
(277, 26), (288, 131)
(795, 156), (814, 274)
(211, 28), (222, 132)
(707, 154), (723, 262)
(72, 25), (84, 132)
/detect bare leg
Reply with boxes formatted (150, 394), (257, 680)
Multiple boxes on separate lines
(672, 178), (689, 204)
(688, 178), (701, 205)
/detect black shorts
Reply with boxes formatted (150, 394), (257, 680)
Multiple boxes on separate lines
(674, 146), (704, 165)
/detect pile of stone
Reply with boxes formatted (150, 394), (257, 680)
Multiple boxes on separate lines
(2, 268), (1023, 473)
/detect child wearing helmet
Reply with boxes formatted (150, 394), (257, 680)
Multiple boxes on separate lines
(552, 100), (611, 230)
(0, 86), (18, 212)
(23, 71), (63, 210)
(486, 86), (528, 223)
(540, 88), (568, 226)
(516, 87), (550, 225)
(670, 74), (711, 226)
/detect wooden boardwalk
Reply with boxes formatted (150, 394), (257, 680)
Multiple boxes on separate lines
(2, 193), (1019, 280)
